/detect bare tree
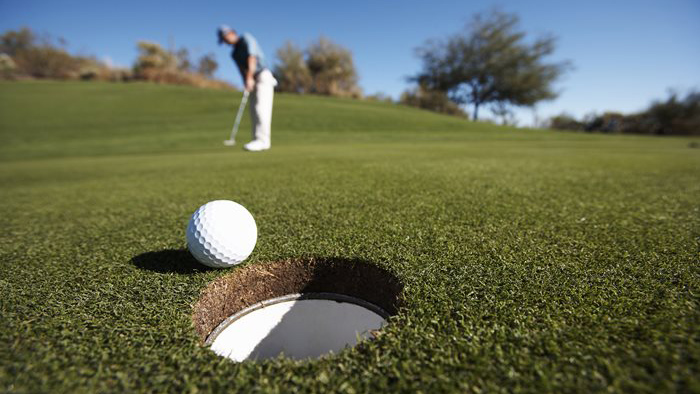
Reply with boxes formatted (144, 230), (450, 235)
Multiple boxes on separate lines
(197, 53), (217, 77)
(175, 48), (191, 71)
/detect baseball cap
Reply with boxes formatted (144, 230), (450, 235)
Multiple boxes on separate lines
(217, 25), (234, 44)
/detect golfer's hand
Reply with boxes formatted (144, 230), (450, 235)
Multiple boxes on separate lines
(245, 77), (255, 92)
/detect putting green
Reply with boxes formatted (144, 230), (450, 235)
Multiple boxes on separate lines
(1, 81), (698, 392)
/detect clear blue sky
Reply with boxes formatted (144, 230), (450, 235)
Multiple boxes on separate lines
(2, 0), (698, 125)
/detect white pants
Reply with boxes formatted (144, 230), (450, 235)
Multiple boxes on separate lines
(250, 69), (277, 146)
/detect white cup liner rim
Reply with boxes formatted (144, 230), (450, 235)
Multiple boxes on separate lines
(204, 292), (391, 346)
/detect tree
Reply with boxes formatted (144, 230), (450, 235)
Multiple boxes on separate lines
(274, 41), (312, 93)
(306, 37), (361, 97)
(197, 53), (217, 77)
(413, 10), (570, 120)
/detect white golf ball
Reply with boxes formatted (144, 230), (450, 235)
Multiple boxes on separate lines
(186, 200), (257, 268)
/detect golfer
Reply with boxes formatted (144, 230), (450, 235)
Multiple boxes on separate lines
(218, 25), (277, 151)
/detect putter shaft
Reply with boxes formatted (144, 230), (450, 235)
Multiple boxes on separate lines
(224, 90), (249, 145)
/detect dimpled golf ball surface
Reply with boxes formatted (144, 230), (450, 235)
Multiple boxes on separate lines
(186, 200), (257, 268)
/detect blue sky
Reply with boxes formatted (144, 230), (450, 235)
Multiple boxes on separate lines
(2, 0), (698, 125)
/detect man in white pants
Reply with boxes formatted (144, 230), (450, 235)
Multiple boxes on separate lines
(218, 25), (277, 151)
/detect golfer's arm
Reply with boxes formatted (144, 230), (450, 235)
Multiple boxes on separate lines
(246, 56), (257, 81)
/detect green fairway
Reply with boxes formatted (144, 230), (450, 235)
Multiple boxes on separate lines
(1, 81), (698, 392)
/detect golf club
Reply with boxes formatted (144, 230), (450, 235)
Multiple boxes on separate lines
(223, 90), (250, 146)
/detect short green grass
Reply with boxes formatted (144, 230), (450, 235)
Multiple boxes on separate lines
(1, 81), (698, 393)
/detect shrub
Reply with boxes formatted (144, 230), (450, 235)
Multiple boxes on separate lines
(133, 41), (177, 76)
(583, 112), (625, 133)
(131, 41), (231, 89)
(0, 53), (17, 79)
(365, 92), (394, 103)
(1, 27), (107, 80)
(306, 37), (361, 97)
(0, 27), (34, 57)
(274, 41), (312, 94)
(548, 90), (700, 136)
(635, 91), (700, 135)
(0, 27), (231, 90)
(399, 84), (467, 117)
(548, 113), (584, 131)
(274, 37), (361, 98)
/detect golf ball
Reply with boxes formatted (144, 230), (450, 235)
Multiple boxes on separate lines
(186, 200), (257, 268)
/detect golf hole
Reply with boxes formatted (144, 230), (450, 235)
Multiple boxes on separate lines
(193, 258), (403, 362)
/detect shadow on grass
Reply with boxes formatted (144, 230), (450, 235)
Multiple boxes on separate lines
(131, 249), (211, 274)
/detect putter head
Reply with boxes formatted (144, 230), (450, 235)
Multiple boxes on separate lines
(223, 139), (236, 146)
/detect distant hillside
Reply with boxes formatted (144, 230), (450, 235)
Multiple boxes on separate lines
(0, 81), (523, 160)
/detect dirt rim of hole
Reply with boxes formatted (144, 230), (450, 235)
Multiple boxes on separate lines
(192, 257), (404, 343)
